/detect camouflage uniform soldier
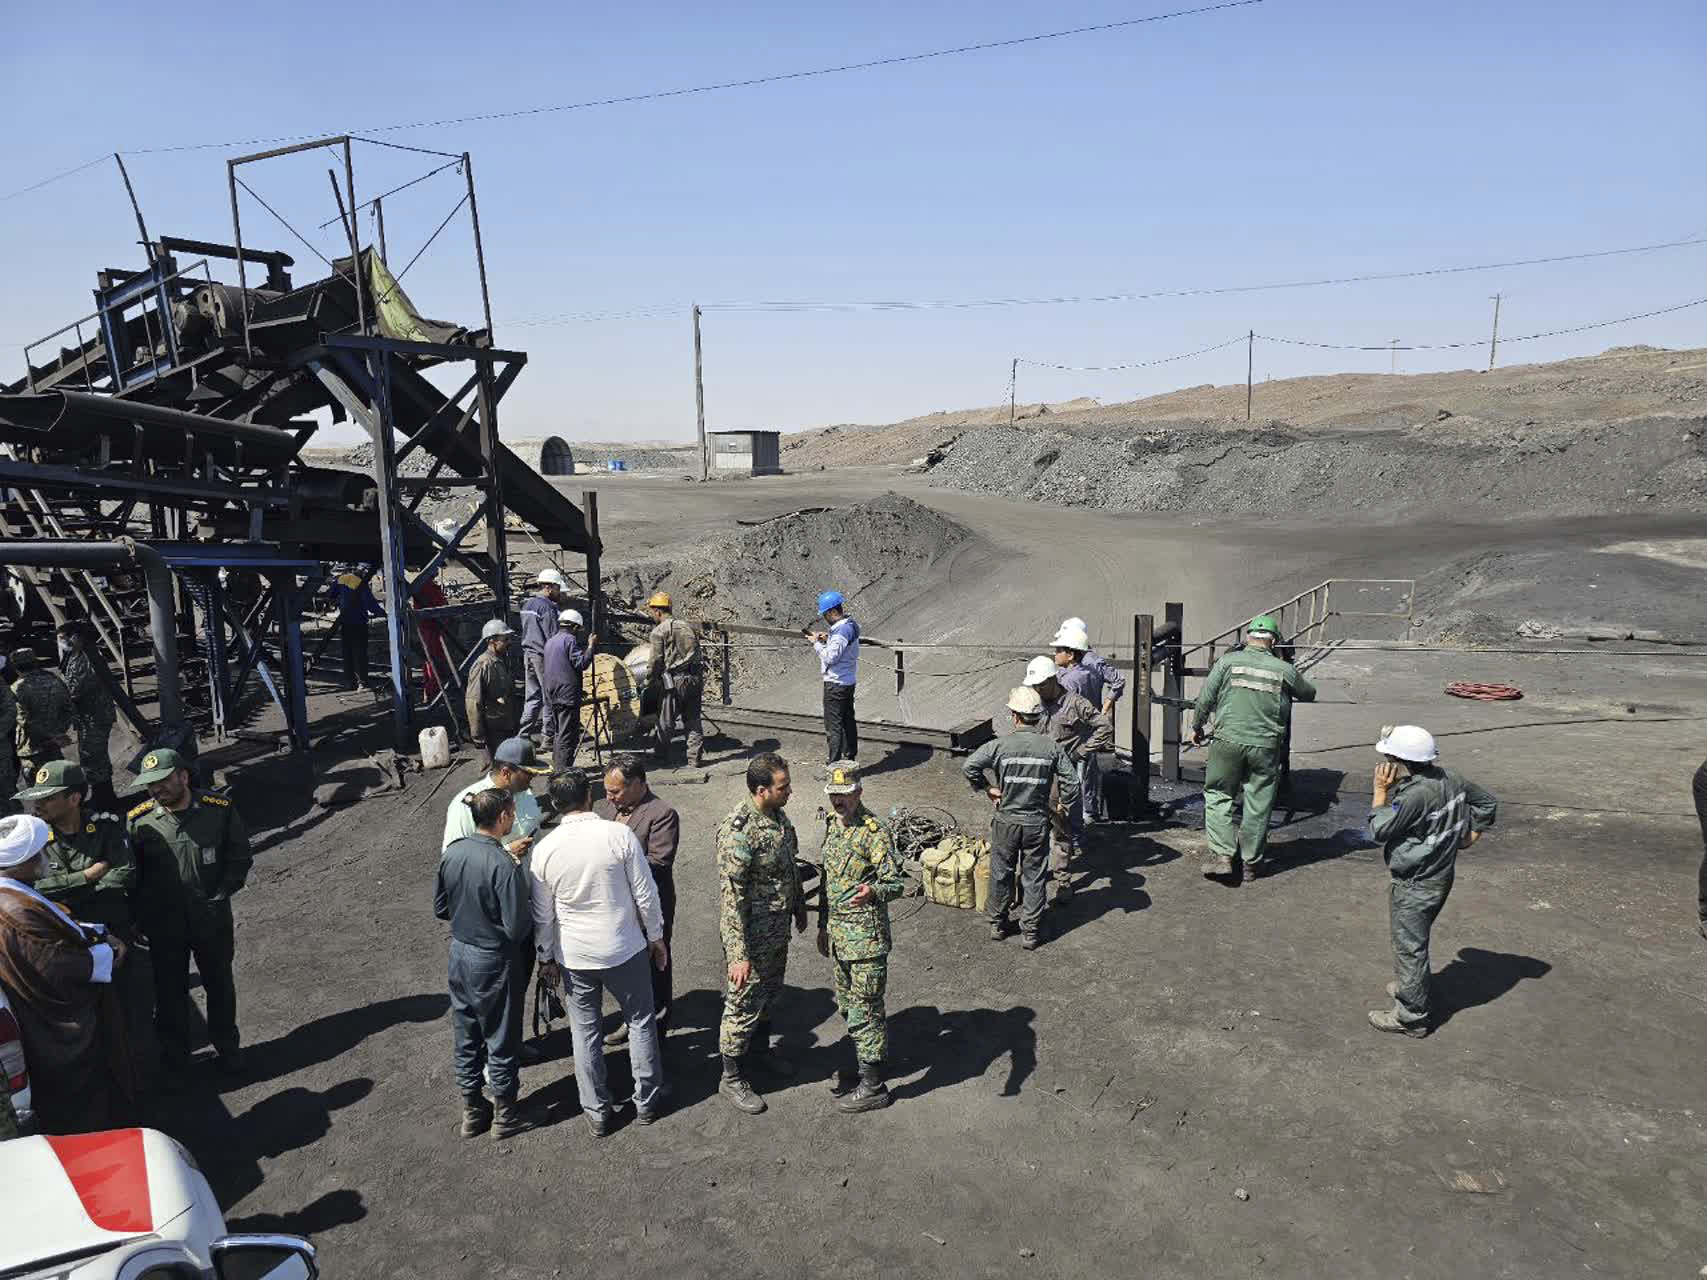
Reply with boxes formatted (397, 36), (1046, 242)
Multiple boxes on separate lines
(815, 761), (904, 1113)
(10, 648), (72, 781)
(716, 752), (807, 1115)
(0, 668), (17, 818)
(58, 625), (118, 807)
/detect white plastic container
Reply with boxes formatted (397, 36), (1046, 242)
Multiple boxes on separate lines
(418, 725), (450, 770)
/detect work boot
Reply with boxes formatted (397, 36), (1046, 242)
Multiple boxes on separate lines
(604, 1021), (631, 1047)
(584, 1109), (612, 1139)
(492, 1096), (537, 1139)
(1201, 855), (1236, 879)
(988, 919), (1009, 943)
(719, 1054), (767, 1115)
(829, 1046), (858, 1098)
(837, 1061), (893, 1114)
(459, 1092), (493, 1138)
(1021, 931), (1041, 951)
(749, 1025), (796, 1078)
(517, 1040), (545, 1066)
(1367, 1009), (1430, 1039)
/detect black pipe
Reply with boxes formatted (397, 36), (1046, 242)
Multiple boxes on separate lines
(0, 390), (301, 467)
(0, 538), (182, 725)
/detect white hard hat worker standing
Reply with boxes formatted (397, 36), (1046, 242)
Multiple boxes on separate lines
(1366, 725), (1498, 1038)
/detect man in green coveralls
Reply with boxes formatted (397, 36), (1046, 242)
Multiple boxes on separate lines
(1190, 615), (1316, 882)
(815, 761), (906, 1114)
(127, 749), (252, 1078)
(715, 752), (807, 1115)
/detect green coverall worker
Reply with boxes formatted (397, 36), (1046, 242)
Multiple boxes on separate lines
(1190, 616), (1316, 879)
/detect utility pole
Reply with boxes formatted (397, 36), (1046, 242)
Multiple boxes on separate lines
(1390, 338), (1401, 375)
(692, 304), (707, 481)
(1009, 357), (1017, 427)
(1245, 329), (1254, 421)
(1487, 293), (1503, 372)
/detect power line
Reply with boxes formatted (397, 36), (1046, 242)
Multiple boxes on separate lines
(1019, 335), (1248, 372)
(1, 3), (1263, 201)
(499, 234), (1707, 327)
(1257, 294), (1707, 352)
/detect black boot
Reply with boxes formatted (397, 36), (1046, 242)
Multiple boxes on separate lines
(748, 1022), (796, 1078)
(828, 1045), (858, 1098)
(492, 1095), (536, 1139)
(836, 1061), (892, 1114)
(459, 1092), (493, 1138)
(719, 1054), (767, 1114)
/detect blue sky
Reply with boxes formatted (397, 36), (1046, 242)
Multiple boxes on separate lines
(3, 1), (1703, 443)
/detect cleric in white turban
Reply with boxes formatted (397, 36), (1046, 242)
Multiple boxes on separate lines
(0, 813), (135, 1132)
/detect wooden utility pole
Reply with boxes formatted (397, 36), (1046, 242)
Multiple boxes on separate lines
(1009, 357), (1018, 427)
(693, 305), (708, 481)
(1245, 329), (1254, 421)
(1486, 293), (1503, 372)
(1390, 338), (1401, 375)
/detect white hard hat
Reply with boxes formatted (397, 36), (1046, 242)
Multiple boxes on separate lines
(559, 608), (584, 627)
(1023, 656), (1056, 687)
(535, 568), (567, 588)
(1062, 616), (1087, 632)
(1376, 724), (1438, 763)
(1007, 686), (1043, 716)
(1051, 623), (1090, 652)
(481, 618), (515, 641)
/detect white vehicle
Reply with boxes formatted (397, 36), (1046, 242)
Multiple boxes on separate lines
(0, 1127), (317, 1279)
(0, 987), (32, 1132)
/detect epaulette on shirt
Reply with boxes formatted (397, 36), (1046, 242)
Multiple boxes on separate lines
(729, 809), (749, 831)
(128, 799), (157, 820)
(200, 792), (231, 807)
(863, 817), (881, 834)
(89, 812), (118, 824)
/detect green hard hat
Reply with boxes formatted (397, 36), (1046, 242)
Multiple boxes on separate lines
(136, 747), (189, 785)
(1247, 615), (1281, 636)
(15, 759), (87, 801)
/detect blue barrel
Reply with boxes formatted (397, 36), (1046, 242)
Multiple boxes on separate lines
(607, 459), (627, 472)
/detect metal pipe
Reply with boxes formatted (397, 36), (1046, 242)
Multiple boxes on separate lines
(0, 539), (182, 725)
(0, 390), (300, 464)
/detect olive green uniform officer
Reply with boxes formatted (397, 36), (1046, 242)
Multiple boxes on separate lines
(127, 749), (252, 1076)
(14, 760), (135, 932)
(1190, 615), (1316, 881)
(815, 761), (905, 1113)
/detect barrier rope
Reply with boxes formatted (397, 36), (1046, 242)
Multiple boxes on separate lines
(1444, 681), (1523, 701)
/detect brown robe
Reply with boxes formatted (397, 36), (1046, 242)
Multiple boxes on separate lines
(0, 881), (133, 1133)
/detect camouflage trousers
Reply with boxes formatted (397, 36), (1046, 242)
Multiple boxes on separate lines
(720, 934), (790, 1058)
(831, 952), (888, 1064)
(74, 713), (115, 787)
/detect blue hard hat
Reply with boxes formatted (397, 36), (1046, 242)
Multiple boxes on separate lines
(816, 590), (845, 615)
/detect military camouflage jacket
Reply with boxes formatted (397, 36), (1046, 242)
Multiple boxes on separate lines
(0, 678), (15, 753)
(36, 813), (136, 929)
(716, 799), (801, 963)
(12, 671), (72, 750)
(61, 650), (115, 723)
(816, 805), (905, 962)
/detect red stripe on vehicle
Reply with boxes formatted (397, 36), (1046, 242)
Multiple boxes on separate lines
(45, 1130), (154, 1233)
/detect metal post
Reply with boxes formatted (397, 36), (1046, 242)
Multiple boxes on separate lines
(113, 154), (152, 256)
(1009, 357), (1018, 427)
(273, 572), (310, 752)
(894, 641), (905, 698)
(721, 627), (733, 705)
(1132, 613), (1153, 809)
(342, 138), (365, 337)
(227, 163), (252, 358)
(202, 573), (231, 740)
(1162, 600), (1184, 783)
(463, 153), (496, 340)
(374, 196), (388, 263)
(582, 489), (601, 637)
(1245, 330), (1254, 422)
(477, 366), (509, 618)
(1487, 293), (1502, 372)
(366, 349), (414, 750)
(693, 305), (708, 481)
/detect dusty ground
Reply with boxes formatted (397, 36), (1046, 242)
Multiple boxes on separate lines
(100, 457), (1706, 1279)
(145, 715), (1706, 1280)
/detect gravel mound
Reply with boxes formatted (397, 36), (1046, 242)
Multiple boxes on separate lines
(926, 416), (1707, 521)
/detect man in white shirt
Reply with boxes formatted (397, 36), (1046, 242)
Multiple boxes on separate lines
(530, 769), (668, 1136)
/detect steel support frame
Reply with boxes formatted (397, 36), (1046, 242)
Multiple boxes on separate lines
(309, 336), (517, 750)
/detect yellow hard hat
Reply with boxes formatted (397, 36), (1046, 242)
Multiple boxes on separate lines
(647, 591), (672, 609)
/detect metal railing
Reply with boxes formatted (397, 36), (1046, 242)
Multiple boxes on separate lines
(23, 258), (214, 393)
(1179, 578), (1415, 673)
